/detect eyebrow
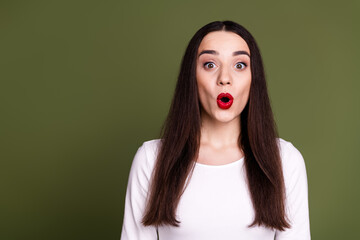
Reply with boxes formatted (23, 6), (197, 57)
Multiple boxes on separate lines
(233, 50), (250, 57)
(198, 50), (250, 57)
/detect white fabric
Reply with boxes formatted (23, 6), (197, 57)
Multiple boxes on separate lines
(121, 138), (310, 240)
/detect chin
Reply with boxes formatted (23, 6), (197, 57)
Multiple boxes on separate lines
(213, 112), (240, 123)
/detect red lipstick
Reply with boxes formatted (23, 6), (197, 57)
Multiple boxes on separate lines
(217, 93), (233, 109)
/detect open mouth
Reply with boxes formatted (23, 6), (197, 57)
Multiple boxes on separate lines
(221, 97), (230, 103)
(217, 93), (233, 109)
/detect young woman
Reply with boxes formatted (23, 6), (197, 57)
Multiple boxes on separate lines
(121, 21), (310, 239)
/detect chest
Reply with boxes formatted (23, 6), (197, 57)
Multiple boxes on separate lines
(158, 163), (275, 239)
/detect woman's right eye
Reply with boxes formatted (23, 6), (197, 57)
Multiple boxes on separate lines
(204, 62), (216, 69)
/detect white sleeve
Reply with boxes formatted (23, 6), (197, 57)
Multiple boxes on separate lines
(120, 143), (158, 240)
(275, 142), (311, 240)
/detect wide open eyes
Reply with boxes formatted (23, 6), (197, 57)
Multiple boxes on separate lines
(203, 62), (247, 70)
(204, 62), (216, 69)
(235, 62), (247, 70)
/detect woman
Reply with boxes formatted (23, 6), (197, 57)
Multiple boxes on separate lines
(121, 21), (310, 239)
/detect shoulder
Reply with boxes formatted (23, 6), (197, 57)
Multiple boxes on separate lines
(277, 138), (305, 164)
(277, 138), (307, 179)
(142, 138), (162, 151)
(138, 139), (162, 162)
(130, 139), (162, 178)
(277, 138), (303, 159)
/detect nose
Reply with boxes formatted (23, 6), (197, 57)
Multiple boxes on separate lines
(217, 67), (232, 86)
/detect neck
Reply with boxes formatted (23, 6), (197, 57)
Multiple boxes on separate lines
(200, 111), (241, 149)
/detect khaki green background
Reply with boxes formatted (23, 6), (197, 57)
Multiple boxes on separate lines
(1, 0), (359, 239)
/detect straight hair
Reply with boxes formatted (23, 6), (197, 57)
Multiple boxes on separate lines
(142, 21), (290, 231)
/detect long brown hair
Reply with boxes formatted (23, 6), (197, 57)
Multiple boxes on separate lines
(142, 21), (290, 231)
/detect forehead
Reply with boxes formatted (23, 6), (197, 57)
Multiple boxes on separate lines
(198, 31), (250, 54)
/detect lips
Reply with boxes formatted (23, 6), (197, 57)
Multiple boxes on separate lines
(217, 93), (234, 109)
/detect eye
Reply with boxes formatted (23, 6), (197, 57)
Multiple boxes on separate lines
(204, 62), (216, 69)
(235, 62), (247, 70)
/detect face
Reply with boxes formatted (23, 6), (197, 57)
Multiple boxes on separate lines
(196, 31), (251, 124)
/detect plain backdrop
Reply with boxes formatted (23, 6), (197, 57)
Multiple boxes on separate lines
(1, 0), (359, 239)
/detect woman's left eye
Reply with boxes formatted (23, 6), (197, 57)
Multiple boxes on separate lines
(235, 62), (246, 69)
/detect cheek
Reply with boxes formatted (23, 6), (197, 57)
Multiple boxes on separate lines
(197, 82), (211, 105)
(196, 73), (211, 98)
(244, 79), (251, 97)
(236, 77), (252, 104)
(196, 81), (215, 111)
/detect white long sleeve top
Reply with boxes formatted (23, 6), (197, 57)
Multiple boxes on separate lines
(121, 138), (310, 239)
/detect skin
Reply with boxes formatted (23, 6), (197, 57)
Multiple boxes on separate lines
(196, 31), (251, 165)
